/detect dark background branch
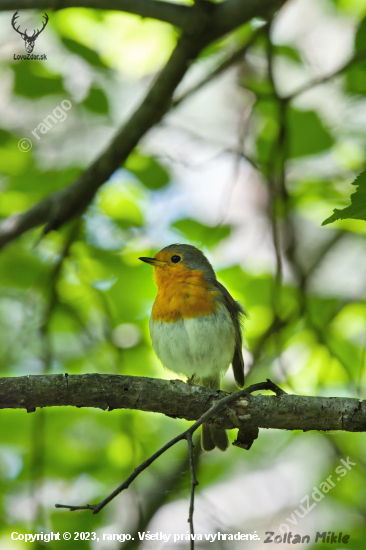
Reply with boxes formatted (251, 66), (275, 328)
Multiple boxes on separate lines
(0, 0), (286, 250)
(0, 0), (194, 31)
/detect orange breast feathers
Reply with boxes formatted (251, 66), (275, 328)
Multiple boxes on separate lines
(151, 266), (219, 322)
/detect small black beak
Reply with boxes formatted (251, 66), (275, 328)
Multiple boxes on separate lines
(139, 257), (166, 267)
(139, 257), (156, 265)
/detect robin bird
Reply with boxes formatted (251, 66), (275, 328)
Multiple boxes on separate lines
(139, 244), (245, 451)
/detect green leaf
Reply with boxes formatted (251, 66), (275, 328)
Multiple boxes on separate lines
(0, 247), (47, 289)
(243, 78), (274, 96)
(0, 128), (12, 145)
(98, 184), (143, 227)
(355, 15), (366, 52)
(287, 108), (334, 158)
(322, 169), (366, 225)
(125, 152), (170, 189)
(61, 37), (109, 69)
(256, 103), (334, 164)
(255, 99), (278, 165)
(83, 86), (109, 114)
(0, 143), (31, 176)
(274, 45), (302, 63)
(346, 60), (366, 95)
(12, 62), (64, 97)
(172, 219), (231, 246)
(11, 167), (82, 196)
(345, 16), (366, 95)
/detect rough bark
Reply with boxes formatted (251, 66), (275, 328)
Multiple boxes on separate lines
(1, 373), (365, 433)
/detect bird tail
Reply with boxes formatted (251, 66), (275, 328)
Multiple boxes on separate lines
(201, 423), (229, 452)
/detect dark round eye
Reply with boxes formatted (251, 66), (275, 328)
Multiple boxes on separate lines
(171, 255), (181, 263)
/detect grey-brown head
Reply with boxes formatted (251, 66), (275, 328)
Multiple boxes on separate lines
(139, 243), (217, 282)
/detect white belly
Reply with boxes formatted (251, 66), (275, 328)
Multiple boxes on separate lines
(149, 304), (235, 386)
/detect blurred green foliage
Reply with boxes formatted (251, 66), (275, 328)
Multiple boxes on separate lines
(83, 87), (109, 114)
(1, 1), (366, 549)
(12, 62), (65, 97)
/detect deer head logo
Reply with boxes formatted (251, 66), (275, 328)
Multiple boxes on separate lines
(11, 11), (49, 54)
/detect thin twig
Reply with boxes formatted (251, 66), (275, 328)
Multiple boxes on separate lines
(217, 104), (253, 226)
(283, 48), (366, 101)
(265, 23), (285, 296)
(173, 23), (268, 107)
(303, 231), (344, 286)
(186, 433), (199, 549)
(55, 379), (283, 514)
(247, 315), (288, 378)
(30, 220), (81, 528)
(254, 48), (366, 102)
(39, 219), (81, 370)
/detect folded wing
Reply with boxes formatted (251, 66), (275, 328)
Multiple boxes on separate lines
(214, 280), (245, 388)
